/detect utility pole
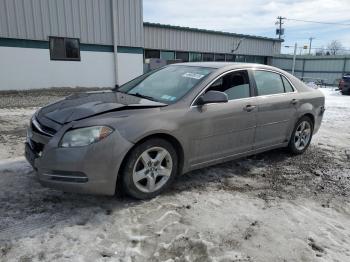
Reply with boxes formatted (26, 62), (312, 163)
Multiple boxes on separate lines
(292, 43), (297, 75)
(284, 43), (298, 75)
(276, 16), (286, 39)
(308, 37), (315, 55)
(309, 37), (315, 55)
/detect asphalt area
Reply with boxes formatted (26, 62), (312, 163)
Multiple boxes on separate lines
(0, 88), (349, 262)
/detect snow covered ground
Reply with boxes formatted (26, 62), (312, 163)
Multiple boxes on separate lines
(0, 88), (349, 262)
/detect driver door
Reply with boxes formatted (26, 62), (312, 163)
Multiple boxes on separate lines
(186, 70), (257, 167)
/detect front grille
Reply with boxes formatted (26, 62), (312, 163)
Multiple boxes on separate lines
(29, 139), (45, 155)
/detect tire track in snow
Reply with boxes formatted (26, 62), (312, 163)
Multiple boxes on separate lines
(0, 212), (73, 242)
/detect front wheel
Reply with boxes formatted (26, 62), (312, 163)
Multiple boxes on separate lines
(288, 116), (313, 154)
(121, 138), (178, 199)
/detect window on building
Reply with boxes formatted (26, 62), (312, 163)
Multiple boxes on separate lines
(225, 54), (235, 61)
(203, 53), (214, 61)
(254, 56), (265, 64)
(189, 52), (202, 62)
(206, 70), (250, 100)
(49, 37), (80, 61)
(281, 76), (294, 92)
(160, 51), (175, 60)
(253, 70), (285, 96)
(214, 54), (225, 61)
(176, 52), (189, 62)
(245, 56), (257, 63)
(235, 55), (246, 62)
(244, 56), (266, 64)
(145, 49), (160, 59)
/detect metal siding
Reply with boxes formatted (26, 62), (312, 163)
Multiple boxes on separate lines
(345, 59), (350, 72)
(303, 72), (342, 85)
(115, 0), (143, 47)
(0, 0), (143, 46)
(304, 59), (343, 71)
(272, 58), (303, 71)
(272, 56), (350, 85)
(48, 0), (59, 36)
(143, 25), (280, 56)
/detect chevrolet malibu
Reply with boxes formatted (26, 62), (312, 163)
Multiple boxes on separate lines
(25, 62), (325, 199)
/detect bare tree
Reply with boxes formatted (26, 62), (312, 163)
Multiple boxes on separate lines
(327, 40), (344, 55)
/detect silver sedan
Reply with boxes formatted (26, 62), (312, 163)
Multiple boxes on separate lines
(25, 62), (325, 199)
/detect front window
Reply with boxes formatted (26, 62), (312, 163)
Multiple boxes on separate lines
(118, 66), (214, 103)
(206, 70), (251, 100)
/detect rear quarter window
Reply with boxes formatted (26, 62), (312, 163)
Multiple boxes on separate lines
(281, 76), (294, 92)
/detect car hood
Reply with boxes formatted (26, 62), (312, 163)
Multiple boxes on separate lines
(37, 90), (166, 124)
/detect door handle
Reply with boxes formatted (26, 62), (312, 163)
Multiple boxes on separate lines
(244, 105), (256, 112)
(291, 99), (299, 105)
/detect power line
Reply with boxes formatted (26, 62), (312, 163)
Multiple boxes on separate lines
(286, 18), (350, 26)
(285, 45), (350, 51)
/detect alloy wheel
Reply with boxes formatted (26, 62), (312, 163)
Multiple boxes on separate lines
(294, 121), (312, 151)
(132, 147), (173, 193)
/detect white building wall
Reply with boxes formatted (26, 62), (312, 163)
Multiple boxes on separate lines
(117, 53), (143, 85)
(0, 46), (143, 90)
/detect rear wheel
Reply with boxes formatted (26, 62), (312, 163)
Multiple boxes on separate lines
(288, 116), (313, 154)
(121, 138), (178, 199)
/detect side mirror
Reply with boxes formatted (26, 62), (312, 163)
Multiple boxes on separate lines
(197, 90), (228, 105)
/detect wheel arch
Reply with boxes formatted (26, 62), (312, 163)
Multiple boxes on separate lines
(300, 113), (315, 127)
(116, 133), (185, 194)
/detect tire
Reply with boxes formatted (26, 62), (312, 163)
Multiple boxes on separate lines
(121, 138), (178, 199)
(288, 116), (314, 155)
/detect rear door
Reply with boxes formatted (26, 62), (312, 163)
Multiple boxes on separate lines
(252, 69), (298, 149)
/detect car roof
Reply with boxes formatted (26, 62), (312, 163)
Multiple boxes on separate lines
(172, 62), (278, 71)
(170, 62), (314, 93)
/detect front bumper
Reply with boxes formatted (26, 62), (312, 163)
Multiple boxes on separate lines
(25, 123), (133, 195)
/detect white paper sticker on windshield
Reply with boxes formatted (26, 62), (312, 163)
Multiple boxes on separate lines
(161, 95), (176, 101)
(182, 72), (205, 80)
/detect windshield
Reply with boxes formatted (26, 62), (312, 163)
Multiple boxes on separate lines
(118, 65), (214, 103)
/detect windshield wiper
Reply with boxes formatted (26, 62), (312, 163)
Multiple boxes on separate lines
(129, 92), (157, 102)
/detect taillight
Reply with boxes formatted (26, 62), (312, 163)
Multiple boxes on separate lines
(339, 79), (344, 89)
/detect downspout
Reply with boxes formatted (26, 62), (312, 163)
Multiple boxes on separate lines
(111, 0), (119, 86)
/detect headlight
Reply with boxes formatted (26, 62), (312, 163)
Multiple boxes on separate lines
(60, 126), (113, 148)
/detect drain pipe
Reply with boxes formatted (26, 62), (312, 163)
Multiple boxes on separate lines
(111, 0), (119, 86)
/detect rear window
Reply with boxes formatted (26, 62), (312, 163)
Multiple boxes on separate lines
(253, 70), (285, 96)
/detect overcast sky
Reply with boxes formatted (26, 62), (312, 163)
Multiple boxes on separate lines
(143, 0), (350, 54)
